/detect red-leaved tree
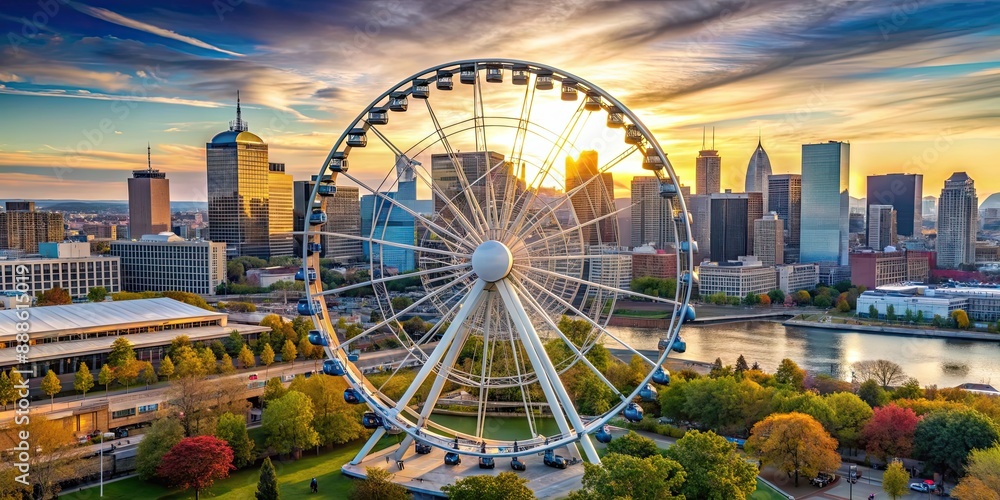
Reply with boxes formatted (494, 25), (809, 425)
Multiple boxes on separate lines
(861, 403), (919, 463)
(157, 435), (235, 499)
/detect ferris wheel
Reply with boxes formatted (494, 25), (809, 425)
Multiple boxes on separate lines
(300, 59), (696, 467)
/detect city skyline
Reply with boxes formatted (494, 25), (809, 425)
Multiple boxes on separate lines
(1, 1), (999, 201)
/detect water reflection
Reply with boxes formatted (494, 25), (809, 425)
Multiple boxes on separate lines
(606, 321), (1000, 388)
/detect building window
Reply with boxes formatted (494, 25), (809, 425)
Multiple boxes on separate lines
(112, 408), (136, 419)
(138, 404), (159, 414)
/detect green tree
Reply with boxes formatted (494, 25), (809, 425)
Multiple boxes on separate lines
(606, 431), (660, 458)
(262, 390), (319, 456)
(263, 377), (287, 405)
(857, 379), (890, 408)
(0, 371), (13, 411)
(774, 358), (806, 390)
(735, 355), (750, 374)
(139, 361), (159, 387)
(74, 362), (94, 399)
(892, 378), (923, 400)
(40, 369), (61, 408)
(159, 356), (175, 379)
(868, 304), (879, 319)
(289, 375), (366, 446)
(261, 343), (275, 376)
(108, 337), (137, 369)
(136, 417), (185, 480)
(666, 430), (758, 500)
(914, 408), (1000, 477)
(98, 363), (113, 392)
(36, 286), (71, 306)
(823, 391), (873, 452)
(280, 339), (297, 363)
(441, 471), (534, 500)
(237, 344), (256, 369)
(569, 453), (685, 500)
(813, 295), (833, 309)
(255, 457), (280, 500)
(87, 286), (108, 302)
(224, 330), (245, 357)
(952, 444), (1000, 499)
(114, 359), (141, 393)
(743, 292), (760, 306)
(216, 412), (255, 469)
(882, 460), (909, 499)
(886, 304), (896, 322)
(916, 310), (925, 323)
(219, 353), (236, 375)
(390, 296), (414, 310)
(768, 289), (785, 305)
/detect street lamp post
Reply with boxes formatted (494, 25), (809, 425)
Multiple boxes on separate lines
(99, 432), (104, 497)
(849, 464), (856, 499)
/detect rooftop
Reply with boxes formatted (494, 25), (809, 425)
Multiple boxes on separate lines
(0, 298), (225, 339)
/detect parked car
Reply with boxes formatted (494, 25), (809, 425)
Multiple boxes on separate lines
(478, 457), (495, 469)
(910, 483), (934, 493)
(510, 457), (526, 471)
(811, 472), (834, 487)
(543, 450), (567, 469)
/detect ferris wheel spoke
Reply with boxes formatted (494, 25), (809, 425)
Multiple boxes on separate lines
(338, 170), (474, 249)
(392, 279), (489, 413)
(316, 263), (469, 297)
(513, 146), (637, 240)
(423, 99), (490, 234)
(516, 264), (681, 308)
(521, 201), (638, 252)
(512, 269), (657, 367)
(338, 270), (476, 351)
(505, 99), (587, 240)
(509, 279), (626, 402)
(308, 230), (470, 259)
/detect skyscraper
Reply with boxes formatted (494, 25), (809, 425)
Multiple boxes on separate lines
(695, 133), (721, 196)
(867, 204), (897, 250)
(431, 151), (515, 221)
(630, 176), (672, 248)
(710, 191), (763, 262)
(207, 93), (273, 259)
(768, 174), (802, 251)
(267, 162), (293, 258)
(936, 172), (978, 269)
(867, 173), (923, 237)
(324, 186), (362, 261)
(687, 194), (711, 261)
(0, 201), (64, 254)
(565, 151), (616, 246)
(128, 145), (171, 239)
(745, 137), (773, 209)
(754, 212), (784, 267)
(800, 141), (850, 265)
(361, 179), (417, 272)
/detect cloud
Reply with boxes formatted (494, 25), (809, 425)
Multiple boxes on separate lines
(64, 1), (244, 57)
(0, 86), (224, 107)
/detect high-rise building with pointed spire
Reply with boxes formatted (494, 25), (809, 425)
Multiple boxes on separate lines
(695, 127), (721, 195)
(128, 144), (171, 239)
(207, 92), (284, 259)
(745, 134), (773, 209)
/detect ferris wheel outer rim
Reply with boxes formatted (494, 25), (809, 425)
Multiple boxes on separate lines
(302, 58), (695, 456)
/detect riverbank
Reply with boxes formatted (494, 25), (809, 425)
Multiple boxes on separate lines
(783, 319), (1000, 342)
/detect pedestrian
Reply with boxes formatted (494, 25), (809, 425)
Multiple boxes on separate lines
(385, 455), (390, 464)
(310, 477), (318, 493)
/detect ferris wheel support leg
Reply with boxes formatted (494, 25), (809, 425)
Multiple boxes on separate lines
(392, 319), (475, 461)
(349, 426), (386, 466)
(496, 280), (597, 464)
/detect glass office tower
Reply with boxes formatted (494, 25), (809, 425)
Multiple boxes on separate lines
(799, 141), (850, 265)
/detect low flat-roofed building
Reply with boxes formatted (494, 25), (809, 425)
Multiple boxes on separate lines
(0, 297), (268, 377)
(858, 284), (1000, 323)
(247, 266), (297, 288)
(697, 255), (777, 298)
(776, 263), (819, 294)
(110, 233), (226, 295)
(631, 246), (677, 280)
(0, 243), (120, 301)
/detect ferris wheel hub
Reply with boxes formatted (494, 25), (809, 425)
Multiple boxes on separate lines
(471, 239), (514, 283)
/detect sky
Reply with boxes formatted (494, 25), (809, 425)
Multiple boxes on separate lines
(0, 0), (998, 202)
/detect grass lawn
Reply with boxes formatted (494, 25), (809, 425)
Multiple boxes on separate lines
(750, 478), (789, 500)
(612, 309), (672, 319)
(63, 435), (398, 500)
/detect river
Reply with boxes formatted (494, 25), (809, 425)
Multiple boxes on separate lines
(606, 321), (1000, 388)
